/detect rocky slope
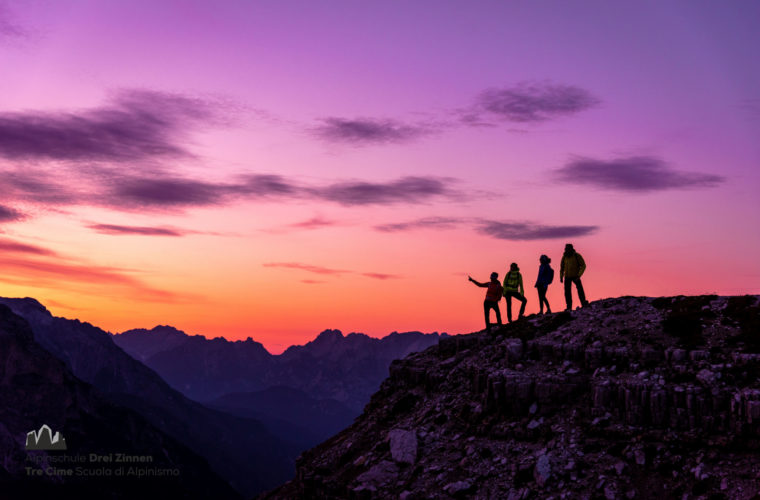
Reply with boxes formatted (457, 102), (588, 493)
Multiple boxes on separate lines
(0, 305), (238, 499)
(263, 295), (760, 499)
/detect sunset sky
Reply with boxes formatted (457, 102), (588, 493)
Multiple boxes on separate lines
(0, 1), (758, 353)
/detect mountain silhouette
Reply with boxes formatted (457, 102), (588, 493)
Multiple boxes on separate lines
(114, 326), (444, 410)
(0, 304), (238, 499)
(0, 297), (296, 498)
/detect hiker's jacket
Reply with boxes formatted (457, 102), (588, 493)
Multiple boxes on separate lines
(503, 271), (524, 296)
(485, 281), (503, 302)
(560, 252), (586, 279)
(535, 263), (553, 288)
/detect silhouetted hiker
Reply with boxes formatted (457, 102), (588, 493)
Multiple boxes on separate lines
(503, 263), (527, 322)
(560, 243), (589, 310)
(468, 272), (503, 331)
(535, 254), (554, 314)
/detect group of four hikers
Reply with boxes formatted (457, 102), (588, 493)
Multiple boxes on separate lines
(468, 243), (590, 330)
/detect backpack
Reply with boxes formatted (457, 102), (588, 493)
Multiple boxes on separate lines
(546, 266), (554, 284)
(486, 281), (502, 302)
(505, 272), (520, 289)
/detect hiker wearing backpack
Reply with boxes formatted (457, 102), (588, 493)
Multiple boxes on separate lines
(535, 254), (554, 314)
(502, 263), (527, 322)
(560, 243), (590, 310)
(468, 272), (503, 331)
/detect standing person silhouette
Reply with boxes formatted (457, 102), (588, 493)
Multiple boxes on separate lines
(502, 263), (527, 322)
(535, 254), (554, 314)
(468, 272), (503, 331)
(560, 243), (589, 310)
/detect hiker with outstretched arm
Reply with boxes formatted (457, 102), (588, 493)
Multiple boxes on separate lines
(535, 254), (554, 314)
(503, 263), (527, 322)
(560, 243), (589, 310)
(468, 272), (503, 331)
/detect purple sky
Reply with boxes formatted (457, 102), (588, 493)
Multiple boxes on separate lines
(0, 1), (758, 351)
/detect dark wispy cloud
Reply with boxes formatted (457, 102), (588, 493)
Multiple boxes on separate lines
(301, 279), (326, 285)
(263, 262), (400, 280)
(472, 82), (599, 123)
(554, 156), (725, 192)
(238, 174), (299, 197)
(96, 174), (457, 210)
(263, 262), (350, 276)
(0, 204), (24, 222)
(1, 171), (82, 205)
(0, 237), (184, 301)
(374, 216), (598, 241)
(314, 117), (431, 145)
(312, 82), (597, 143)
(108, 177), (230, 208)
(0, 238), (56, 255)
(0, 166), (459, 216)
(0, 3), (23, 39)
(0, 89), (217, 162)
(287, 216), (337, 230)
(477, 221), (599, 240)
(359, 272), (402, 280)
(315, 176), (454, 205)
(87, 224), (187, 237)
(374, 216), (463, 232)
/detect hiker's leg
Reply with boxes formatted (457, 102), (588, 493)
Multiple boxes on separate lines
(505, 294), (513, 322)
(483, 300), (491, 329)
(575, 277), (588, 306)
(539, 286), (550, 313)
(564, 279), (573, 310)
(493, 302), (502, 326)
(537, 286), (545, 314)
(518, 294), (527, 318)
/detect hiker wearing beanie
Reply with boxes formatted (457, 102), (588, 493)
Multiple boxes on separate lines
(503, 262), (527, 322)
(468, 272), (503, 331)
(560, 243), (590, 310)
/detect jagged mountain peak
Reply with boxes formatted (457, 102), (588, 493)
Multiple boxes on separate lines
(263, 295), (760, 499)
(315, 329), (345, 341)
(149, 324), (189, 336)
(0, 297), (53, 326)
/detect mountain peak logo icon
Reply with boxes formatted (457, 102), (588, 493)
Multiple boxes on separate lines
(25, 424), (67, 451)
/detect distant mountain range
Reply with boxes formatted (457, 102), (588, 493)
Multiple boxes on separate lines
(113, 327), (444, 411)
(0, 297), (296, 498)
(0, 303), (238, 499)
(113, 325), (443, 452)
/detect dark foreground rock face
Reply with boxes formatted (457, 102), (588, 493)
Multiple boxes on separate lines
(262, 295), (760, 500)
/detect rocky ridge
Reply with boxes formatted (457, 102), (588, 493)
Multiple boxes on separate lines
(263, 295), (760, 499)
